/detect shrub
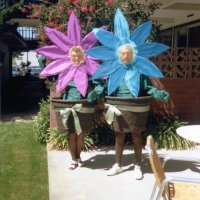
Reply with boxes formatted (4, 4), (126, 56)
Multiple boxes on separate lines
(21, 0), (116, 46)
(35, 98), (50, 143)
(20, 0), (161, 46)
(83, 132), (95, 151)
(90, 122), (115, 146)
(48, 128), (95, 151)
(118, 0), (161, 40)
(0, 1), (23, 24)
(48, 128), (69, 150)
(143, 116), (195, 150)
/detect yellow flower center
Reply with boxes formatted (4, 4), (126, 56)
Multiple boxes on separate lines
(69, 46), (85, 66)
(118, 44), (135, 65)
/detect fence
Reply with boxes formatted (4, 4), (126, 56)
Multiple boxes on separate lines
(151, 48), (200, 123)
(17, 26), (38, 41)
(151, 48), (200, 78)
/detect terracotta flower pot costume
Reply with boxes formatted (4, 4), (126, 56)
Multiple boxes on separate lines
(36, 12), (104, 134)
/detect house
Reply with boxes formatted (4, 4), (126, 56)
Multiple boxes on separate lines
(0, 0), (200, 123)
(0, 0), (58, 119)
(149, 0), (200, 123)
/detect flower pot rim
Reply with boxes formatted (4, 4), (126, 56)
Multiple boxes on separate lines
(105, 95), (153, 100)
(51, 98), (88, 104)
(105, 95), (153, 105)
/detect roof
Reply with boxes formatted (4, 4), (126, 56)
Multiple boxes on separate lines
(150, 0), (200, 30)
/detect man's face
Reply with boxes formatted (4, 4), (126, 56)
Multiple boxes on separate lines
(69, 46), (85, 65)
(118, 45), (134, 65)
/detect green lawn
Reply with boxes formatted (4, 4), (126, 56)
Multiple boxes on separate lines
(0, 122), (49, 200)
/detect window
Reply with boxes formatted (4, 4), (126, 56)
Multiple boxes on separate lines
(157, 22), (200, 48)
(17, 27), (38, 40)
(188, 26), (200, 47)
(157, 29), (173, 47)
(175, 28), (188, 48)
(174, 23), (200, 48)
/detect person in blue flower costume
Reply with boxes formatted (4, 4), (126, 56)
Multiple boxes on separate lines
(86, 9), (170, 179)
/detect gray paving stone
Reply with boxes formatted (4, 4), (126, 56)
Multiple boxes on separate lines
(47, 146), (200, 200)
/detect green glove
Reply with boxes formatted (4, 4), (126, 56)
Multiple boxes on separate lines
(87, 91), (98, 103)
(147, 86), (170, 101)
(94, 84), (104, 96)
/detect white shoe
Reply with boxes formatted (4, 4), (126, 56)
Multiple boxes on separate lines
(133, 165), (143, 180)
(68, 160), (78, 170)
(107, 163), (123, 176)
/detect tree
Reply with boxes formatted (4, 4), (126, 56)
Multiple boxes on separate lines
(20, 0), (161, 46)
(118, 0), (161, 40)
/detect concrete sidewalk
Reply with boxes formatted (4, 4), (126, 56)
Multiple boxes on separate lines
(47, 146), (200, 200)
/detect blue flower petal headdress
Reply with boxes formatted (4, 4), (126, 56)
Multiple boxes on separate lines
(86, 8), (169, 96)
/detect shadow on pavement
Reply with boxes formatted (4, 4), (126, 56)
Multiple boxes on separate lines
(83, 150), (200, 174)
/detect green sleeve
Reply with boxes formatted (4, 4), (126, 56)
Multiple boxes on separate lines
(115, 81), (133, 97)
(140, 75), (153, 91)
(140, 75), (170, 101)
(87, 80), (105, 103)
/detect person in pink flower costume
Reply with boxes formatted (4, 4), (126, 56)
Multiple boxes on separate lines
(36, 12), (105, 170)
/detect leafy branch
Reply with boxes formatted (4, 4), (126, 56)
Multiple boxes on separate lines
(0, 0), (24, 24)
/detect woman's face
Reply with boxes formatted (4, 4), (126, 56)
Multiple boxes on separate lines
(118, 45), (134, 65)
(69, 46), (85, 65)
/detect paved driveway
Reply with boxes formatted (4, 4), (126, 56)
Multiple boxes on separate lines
(48, 146), (200, 200)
